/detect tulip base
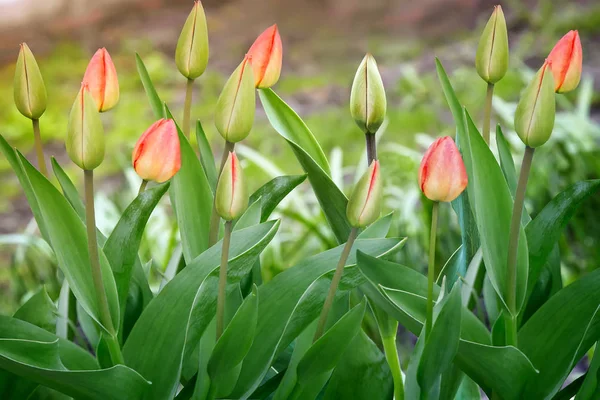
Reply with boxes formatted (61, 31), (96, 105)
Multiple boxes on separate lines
(482, 83), (494, 145)
(183, 78), (194, 138)
(366, 132), (377, 165)
(32, 119), (48, 177)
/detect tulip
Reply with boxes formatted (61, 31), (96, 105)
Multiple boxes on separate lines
(418, 137), (468, 202)
(215, 152), (247, 221)
(350, 54), (387, 134)
(546, 30), (582, 93)
(246, 24), (282, 88)
(132, 119), (181, 183)
(514, 62), (556, 148)
(346, 160), (383, 228)
(66, 83), (105, 170)
(475, 5), (509, 85)
(14, 43), (47, 120)
(214, 57), (255, 143)
(82, 48), (119, 112)
(175, 1), (209, 80)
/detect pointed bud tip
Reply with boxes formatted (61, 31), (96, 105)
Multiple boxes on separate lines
(418, 137), (468, 202)
(14, 42), (47, 119)
(350, 53), (387, 134)
(132, 118), (181, 183)
(475, 4), (509, 84)
(547, 29), (582, 93)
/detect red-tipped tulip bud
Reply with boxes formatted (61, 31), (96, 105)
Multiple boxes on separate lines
(215, 152), (248, 221)
(514, 62), (556, 148)
(346, 160), (383, 228)
(175, 0), (209, 80)
(66, 84), (105, 170)
(350, 54), (387, 134)
(82, 48), (119, 112)
(418, 137), (468, 202)
(14, 43), (47, 120)
(132, 119), (181, 183)
(215, 57), (255, 143)
(246, 24), (282, 88)
(546, 30), (582, 93)
(475, 5), (509, 84)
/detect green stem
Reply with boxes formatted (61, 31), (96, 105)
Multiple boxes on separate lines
(104, 334), (125, 365)
(482, 83), (494, 145)
(505, 146), (534, 346)
(313, 227), (359, 342)
(382, 333), (405, 400)
(32, 119), (48, 177)
(183, 78), (194, 138)
(137, 179), (148, 196)
(425, 201), (439, 339)
(208, 141), (235, 246)
(216, 220), (233, 340)
(366, 132), (377, 165)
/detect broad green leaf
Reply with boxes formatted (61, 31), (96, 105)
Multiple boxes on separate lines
(576, 343), (600, 400)
(235, 198), (262, 231)
(195, 120), (218, 193)
(13, 287), (57, 333)
(495, 125), (518, 198)
(135, 53), (164, 119)
(230, 237), (406, 398)
(123, 221), (279, 400)
(18, 153), (120, 334)
(0, 317), (149, 400)
(358, 212), (393, 239)
(521, 245), (560, 325)
(259, 89), (351, 243)
(249, 174), (307, 223)
(51, 157), (86, 217)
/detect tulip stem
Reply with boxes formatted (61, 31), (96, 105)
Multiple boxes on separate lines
(382, 333), (405, 400)
(425, 201), (439, 339)
(84, 170), (122, 364)
(209, 141), (235, 246)
(183, 78), (194, 138)
(216, 220), (233, 340)
(32, 119), (48, 177)
(313, 227), (359, 342)
(482, 83), (494, 145)
(137, 179), (148, 196)
(366, 132), (377, 165)
(505, 146), (534, 346)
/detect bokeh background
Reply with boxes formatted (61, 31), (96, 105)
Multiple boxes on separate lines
(1, 0), (599, 327)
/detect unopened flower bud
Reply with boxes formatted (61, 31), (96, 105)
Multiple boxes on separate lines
(215, 152), (248, 221)
(132, 119), (181, 183)
(82, 48), (119, 112)
(215, 57), (255, 143)
(346, 160), (383, 228)
(246, 24), (282, 88)
(66, 84), (105, 170)
(475, 5), (509, 84)
(175, 0), (209, 80)
(418, 137), (468, 202)
(14, 43), (47, 120)
(350, 54), (386, 134)
(546, 30), (582, 93)
(514, 62), (556, 148)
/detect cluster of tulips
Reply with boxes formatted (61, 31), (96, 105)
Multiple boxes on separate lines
(5, 1), (589, 399)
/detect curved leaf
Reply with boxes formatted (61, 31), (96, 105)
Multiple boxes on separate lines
(135, 53), (164, 119)
(13, 287), (57, 333)
(195, 120), (218, 193)
(249, 174), (307, 223)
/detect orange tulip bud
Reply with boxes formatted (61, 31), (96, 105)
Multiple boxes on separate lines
(132, 119), (181, 183)
(246, 24), (282, 88)
(546, 30), (582, 93)
(418, 137), (468, 203)
(82, 48), (119, 112)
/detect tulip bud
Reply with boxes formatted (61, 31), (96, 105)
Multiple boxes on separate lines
(215, 152), (248, 221)
(82, 48), (119, 112)
(418, 137), (468, 203)
(66, 83), (105, 170)
(350, 54), (387, 134)
(514, 62), (556, 148)
(475, 5), (509, 84)
(246, 24), (282, 88)
(346, 160), (383, 228)
(14, 43), (47, 120)
(214, 57), (255, 143)
(546, 30), (582, 93)
(132, 119), (181, 183)
(175, 1), (209, 80)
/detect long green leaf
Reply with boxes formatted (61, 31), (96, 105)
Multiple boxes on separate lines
(576, 341), (600, 400)
(249, 174), (307, 223)
(13, 287), (57, 333)
(135, 53), (164, 119)
(195, 120), (218, 193)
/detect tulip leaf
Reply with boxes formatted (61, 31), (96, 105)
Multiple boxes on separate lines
(195, 120), (218, 192)
(123, 221), (279, 400)
(259, 89), (351, 243)
(495, 125), (518, 198)
(13, 287), (57, 333)
(249, 174), (308, 222)
(135, 52), (164, 119)
(51, 157), (86, 217)
(18, 152), (120, 334)
(575, 341), (600, 400)
(358, 212), (393, 239)
(230, 237), (405, 398)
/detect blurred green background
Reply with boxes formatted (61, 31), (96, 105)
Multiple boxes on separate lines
(1, 0), (599, 316)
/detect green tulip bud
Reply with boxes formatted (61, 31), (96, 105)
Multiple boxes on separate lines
(215, 152), (248, 221)
(475, 5), (509, 84)
(214, 57), (255, 143)
(175, 1), (209, 80)
(14, 43), (47, 120)
(514, 62), (556, 148)
(350, 53), (387, 134)
(346, 160), (383, 228)
(66, 84), (105, 170)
